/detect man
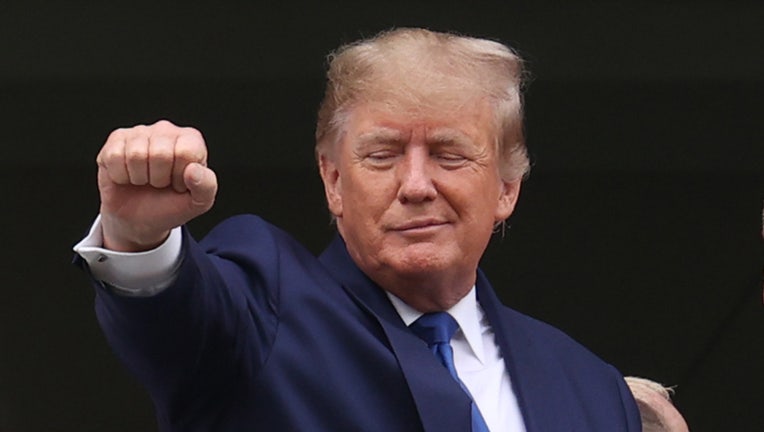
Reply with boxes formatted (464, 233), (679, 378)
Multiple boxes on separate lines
(75, 28), (640, 431)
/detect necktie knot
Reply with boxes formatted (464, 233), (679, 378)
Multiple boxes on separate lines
(409, 312), (459, 347)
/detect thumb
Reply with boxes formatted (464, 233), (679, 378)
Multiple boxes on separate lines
(183, 162), (218, 212)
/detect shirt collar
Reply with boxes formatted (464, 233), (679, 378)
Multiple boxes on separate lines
(386, 286), (486, 364)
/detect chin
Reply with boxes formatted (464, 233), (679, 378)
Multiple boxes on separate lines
(385, 245), (455, 276)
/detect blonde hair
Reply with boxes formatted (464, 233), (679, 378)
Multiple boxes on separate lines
(625, 377), (689, 432)
(315, 28), (530, 180)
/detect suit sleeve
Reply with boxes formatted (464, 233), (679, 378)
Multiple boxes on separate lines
(90, 215), (283, 423)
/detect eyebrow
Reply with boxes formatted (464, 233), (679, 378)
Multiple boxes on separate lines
(426, 128), (473, 146)
(355, 128), (405, 145)
(354, 127), (474, 148)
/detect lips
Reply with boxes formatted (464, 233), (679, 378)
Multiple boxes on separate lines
(390, 218), (449, 232)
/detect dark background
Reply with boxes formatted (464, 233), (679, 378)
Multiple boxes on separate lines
(1, 1), (762, 431)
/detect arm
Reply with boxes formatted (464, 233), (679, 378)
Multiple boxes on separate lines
(77, 121), (264, 426)
(89, 218), (282, 429)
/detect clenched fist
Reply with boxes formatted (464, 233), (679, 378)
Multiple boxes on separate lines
(96, 120), (218, 252)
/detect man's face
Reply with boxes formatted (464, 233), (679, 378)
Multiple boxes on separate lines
(320, 100), (521, 307)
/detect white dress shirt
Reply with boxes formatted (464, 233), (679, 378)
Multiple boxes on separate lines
(387, 290), (526, 431)
(74, 216), (526, 431)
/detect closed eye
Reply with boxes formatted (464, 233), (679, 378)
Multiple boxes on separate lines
(364, 150), (400, 169)
(368, 150), (398, 160)
(432, 152), (468, 168)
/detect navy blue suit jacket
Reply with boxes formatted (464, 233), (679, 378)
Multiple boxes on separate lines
(89, 215), (640, 431)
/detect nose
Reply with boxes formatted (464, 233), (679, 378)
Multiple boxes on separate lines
(397, 146), (437, 204)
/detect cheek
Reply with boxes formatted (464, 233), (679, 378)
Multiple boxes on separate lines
(339, 186), (388, 242)
(448, 177), (501, 215)
(347, 175), (396, 211)
(449, 182), (504, 240)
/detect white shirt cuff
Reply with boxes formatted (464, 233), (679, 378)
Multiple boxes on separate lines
(73, 215), (183, 296)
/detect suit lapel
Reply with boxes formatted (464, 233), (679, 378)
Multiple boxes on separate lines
(319, 236), (473, 432)
(476, 269), (555, 432)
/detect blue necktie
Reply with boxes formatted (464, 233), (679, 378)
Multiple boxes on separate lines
(409, 312), (490, 432)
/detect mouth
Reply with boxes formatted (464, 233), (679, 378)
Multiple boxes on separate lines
(390, 218), (449, 233)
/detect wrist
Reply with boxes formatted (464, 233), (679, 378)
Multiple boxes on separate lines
(100, 214), (170, 252)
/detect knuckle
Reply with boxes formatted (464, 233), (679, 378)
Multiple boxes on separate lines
(106, 128), (125, 142)
(100, 148), (124, 165)
(153, 119), (176, 128)
(176, 143), (206, 163)
(179, 129), (206, 150)
(181, 126), (203, 139)
(128, 124), (150, 137)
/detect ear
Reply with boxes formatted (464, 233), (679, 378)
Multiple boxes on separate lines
(318, 152), (343, 218)
(494, 178), (522, 222)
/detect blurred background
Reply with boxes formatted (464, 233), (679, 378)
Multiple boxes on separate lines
(1, 1), (761, 430)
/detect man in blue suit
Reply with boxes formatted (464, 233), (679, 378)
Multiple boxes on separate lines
(75, 28), (641, 431)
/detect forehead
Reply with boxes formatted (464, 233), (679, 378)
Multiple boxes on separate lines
(344, 99), (497, 144)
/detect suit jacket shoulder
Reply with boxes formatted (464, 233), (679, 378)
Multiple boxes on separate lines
(477, 270), (641, 431)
